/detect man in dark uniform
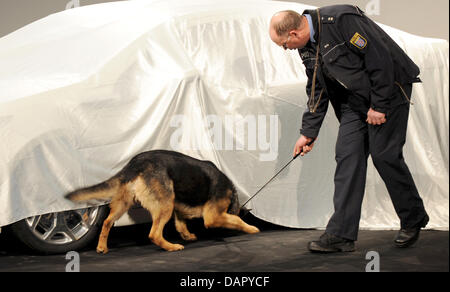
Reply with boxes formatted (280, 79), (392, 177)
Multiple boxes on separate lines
(269, 5), (429, 252)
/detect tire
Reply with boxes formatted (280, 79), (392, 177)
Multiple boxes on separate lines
(8, 205), (109, 254)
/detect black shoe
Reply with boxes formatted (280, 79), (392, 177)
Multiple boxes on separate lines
(308, 233), (355, 253)
(394, 214), (429, 248)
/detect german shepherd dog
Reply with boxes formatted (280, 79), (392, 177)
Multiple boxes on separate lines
(66, 150), (259, 254)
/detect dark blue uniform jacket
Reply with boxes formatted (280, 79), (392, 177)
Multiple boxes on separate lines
(299, 5), (421, 138)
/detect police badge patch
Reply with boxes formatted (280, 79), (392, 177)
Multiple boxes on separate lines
(350, 32), (367, 49)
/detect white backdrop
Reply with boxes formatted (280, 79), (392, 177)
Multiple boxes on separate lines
(0, 0), (448, 230)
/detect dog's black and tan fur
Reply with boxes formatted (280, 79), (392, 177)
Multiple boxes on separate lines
(66, 150), (259, 253)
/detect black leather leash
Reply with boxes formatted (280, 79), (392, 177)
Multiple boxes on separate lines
(240, 140), (315, 218)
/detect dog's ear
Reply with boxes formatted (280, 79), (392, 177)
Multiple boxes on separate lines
(226, 188), (241, 215)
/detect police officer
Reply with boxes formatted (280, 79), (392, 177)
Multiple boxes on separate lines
(269, 5), (429, 252)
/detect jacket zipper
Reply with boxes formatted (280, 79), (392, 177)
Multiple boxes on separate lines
(395, 81), (414, 105)
(335, 78), (348, 89)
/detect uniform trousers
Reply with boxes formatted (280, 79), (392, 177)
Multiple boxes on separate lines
(325, 83), (428, 241)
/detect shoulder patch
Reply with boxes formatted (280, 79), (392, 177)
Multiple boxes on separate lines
(350, 32), (367, 49)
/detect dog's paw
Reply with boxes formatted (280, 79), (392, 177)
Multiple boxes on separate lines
(182, 233), (198, 241)
(172, 244), (185, 251)
(247, 225), (260, 234)
(166, 243), (185, 252)
(96, 246), (109, 254)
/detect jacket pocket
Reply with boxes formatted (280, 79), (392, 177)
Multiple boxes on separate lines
(323, 46), (368, 90)
(323, 44), (361, 71)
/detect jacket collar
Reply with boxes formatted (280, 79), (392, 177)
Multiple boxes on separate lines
(303, 9), (320, 47)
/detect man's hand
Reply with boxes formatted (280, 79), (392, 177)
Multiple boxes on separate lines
(366, 108), (387, 125)
(293, 135), (315, 157)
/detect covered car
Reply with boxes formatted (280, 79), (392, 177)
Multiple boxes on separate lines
(0, 0), (448, 253)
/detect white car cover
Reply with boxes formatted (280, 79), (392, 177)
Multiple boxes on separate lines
(0, 0), (448, 230)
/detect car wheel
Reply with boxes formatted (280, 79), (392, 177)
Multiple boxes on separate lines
(8, 205), (109, 254)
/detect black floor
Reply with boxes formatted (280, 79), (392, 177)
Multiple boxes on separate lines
(0, 215), (448, 273)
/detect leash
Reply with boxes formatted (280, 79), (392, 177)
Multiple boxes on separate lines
(308, 8), (323, 113)
(240, 140), (315, 218)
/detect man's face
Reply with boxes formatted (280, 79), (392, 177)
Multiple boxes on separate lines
(270, 29), (309, 51)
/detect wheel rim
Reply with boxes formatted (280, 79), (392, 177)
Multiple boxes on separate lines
(25, 207), (100, 245)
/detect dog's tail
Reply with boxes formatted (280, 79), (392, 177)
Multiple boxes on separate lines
(65, 177), (120, 203)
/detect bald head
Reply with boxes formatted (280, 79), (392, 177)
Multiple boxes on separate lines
(269, 10), (309, 50)
(270, 10), (304, 37)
